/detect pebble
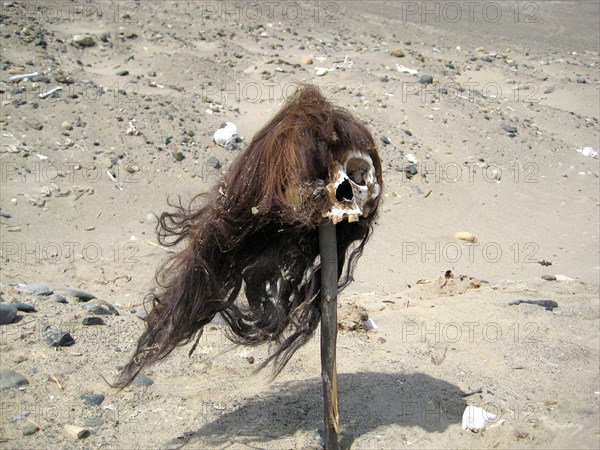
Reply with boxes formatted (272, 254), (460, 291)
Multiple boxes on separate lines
(83, 416), (104, 427)
(501, 124), (518, 134)
(0, 370), (29, 389)
(116, 70), (129, 76)
(43, 329), (75, 347)
(301, 56), (313, 65)
(379, 75), (389, 82)
(18, 283), (53, 296)
(172, 151), (185, 161)
(419, 75), (433, 84)
(60, 289), (96, 301)
(81, 303), (112, 315)
(390, 49), (405, 57)
(380, 135), (391, 145)
(0, 210), (11, 218)
(12, 302), (36, 312)
(22, 422), (39, 436)
(0, 303), (18, 325)
(52, 294), (68, 304)
(576, 76), (586, 84)
(207, 156), (221, 169)
(405, 164), (418, 178)
(132, 373), (155, 386)
(544, 86), (555, 94)
(542, 275), (557, 281)
(73, 34), (95, 47)
(80, 393), (105, 406)
(134, 309), (148, 320)
(25, 119), (43, 130)
(82, 316), (105, 325)
(481, 56), (493, 63)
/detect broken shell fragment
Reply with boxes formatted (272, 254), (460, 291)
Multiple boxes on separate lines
(323, 149), (381, 224)
(462, 405), (497, 432)
(64, 424), (90, 439)
(455, 231), (477, 243)
(214, 122), (238, 148)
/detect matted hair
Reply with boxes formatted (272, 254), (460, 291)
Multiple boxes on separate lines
(115, 84), (383, 387)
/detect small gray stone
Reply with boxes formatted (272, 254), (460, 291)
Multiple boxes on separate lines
(52, 294), (68, 304)
(43, 330), (75, 347)
(22, 422), (39, 436)
(173, 151), (185, 161)
(134, 309), (148, 320)
(59, 289), (96, 301)
(380, 135), (391, 145)
(83, 416), (104, 427)
(419, 74), (433, 84)
(576, 76), (586, 84)
(132, 373), (154, 386)
(18, 283), (52, 296)
(0, 303), (18, 325)
(81, 304), (111, 315)
(116, 70), (129, 76)
(25, 119), (43, 130)
(0, 370), (29, 389)
(73, 34), (95, 47)
(543, 86), (555, 94)
(542, 274), (557, 281)
(80, 393), (105, 406)
(501, 124), (518, 134)
(207, 157), (221, 169)
(405, 164), (418, 178)
(82, 316), (105, 325)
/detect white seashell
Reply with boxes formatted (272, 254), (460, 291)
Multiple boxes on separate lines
(577, 147), (599, 159)
(214, 122), (238, 147)
(396, 64), (419, 75)
(406, 154), (418, 164)
(455, 231), (477, 243)
(462, 405), (497, 432)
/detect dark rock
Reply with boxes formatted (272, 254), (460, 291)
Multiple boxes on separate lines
(82, 316), (105, 325)
(380, 135), (391, 145)
(0, 370), (29, 389)
(541, 275), (557, 281)
(405, 164), (418, 178)
(445, 62), (455, 69)
(173, 151), (185, 161)
(80, 393), (105, 406)
(481, 56), (493, 63)
(13, 302), (35, 312)
(576, 76), (586, 84)
(0, 303), (18, 325)
(43, 330), (75, 347)
(404, 129), (413, 136)
(207, 156), (221, 169)
(59, 289), (96, 301)
(116, 70), (129, 76)
(419, 75), (433, 84)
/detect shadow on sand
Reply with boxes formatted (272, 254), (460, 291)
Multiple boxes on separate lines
(167, 371), (466, 449)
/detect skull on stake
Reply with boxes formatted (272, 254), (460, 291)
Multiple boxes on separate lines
(324, 149), (381, 224)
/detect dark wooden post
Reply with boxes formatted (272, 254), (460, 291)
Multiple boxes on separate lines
(319, 220), (339, 450)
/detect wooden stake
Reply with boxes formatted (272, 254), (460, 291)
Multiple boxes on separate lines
(319, 221), (339, 450)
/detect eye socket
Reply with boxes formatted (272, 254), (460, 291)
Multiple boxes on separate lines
(345, 157), (371, 186)
(335, 179), (353, 201)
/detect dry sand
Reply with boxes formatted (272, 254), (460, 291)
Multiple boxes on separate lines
(0, 1), (598, 449)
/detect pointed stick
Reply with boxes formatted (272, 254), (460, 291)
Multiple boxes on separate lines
(319, 220), (339, 450)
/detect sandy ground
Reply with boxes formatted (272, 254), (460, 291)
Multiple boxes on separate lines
(0, 1), (599, 449)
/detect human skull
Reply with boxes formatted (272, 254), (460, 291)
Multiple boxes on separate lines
(323, 149), (381, 224)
